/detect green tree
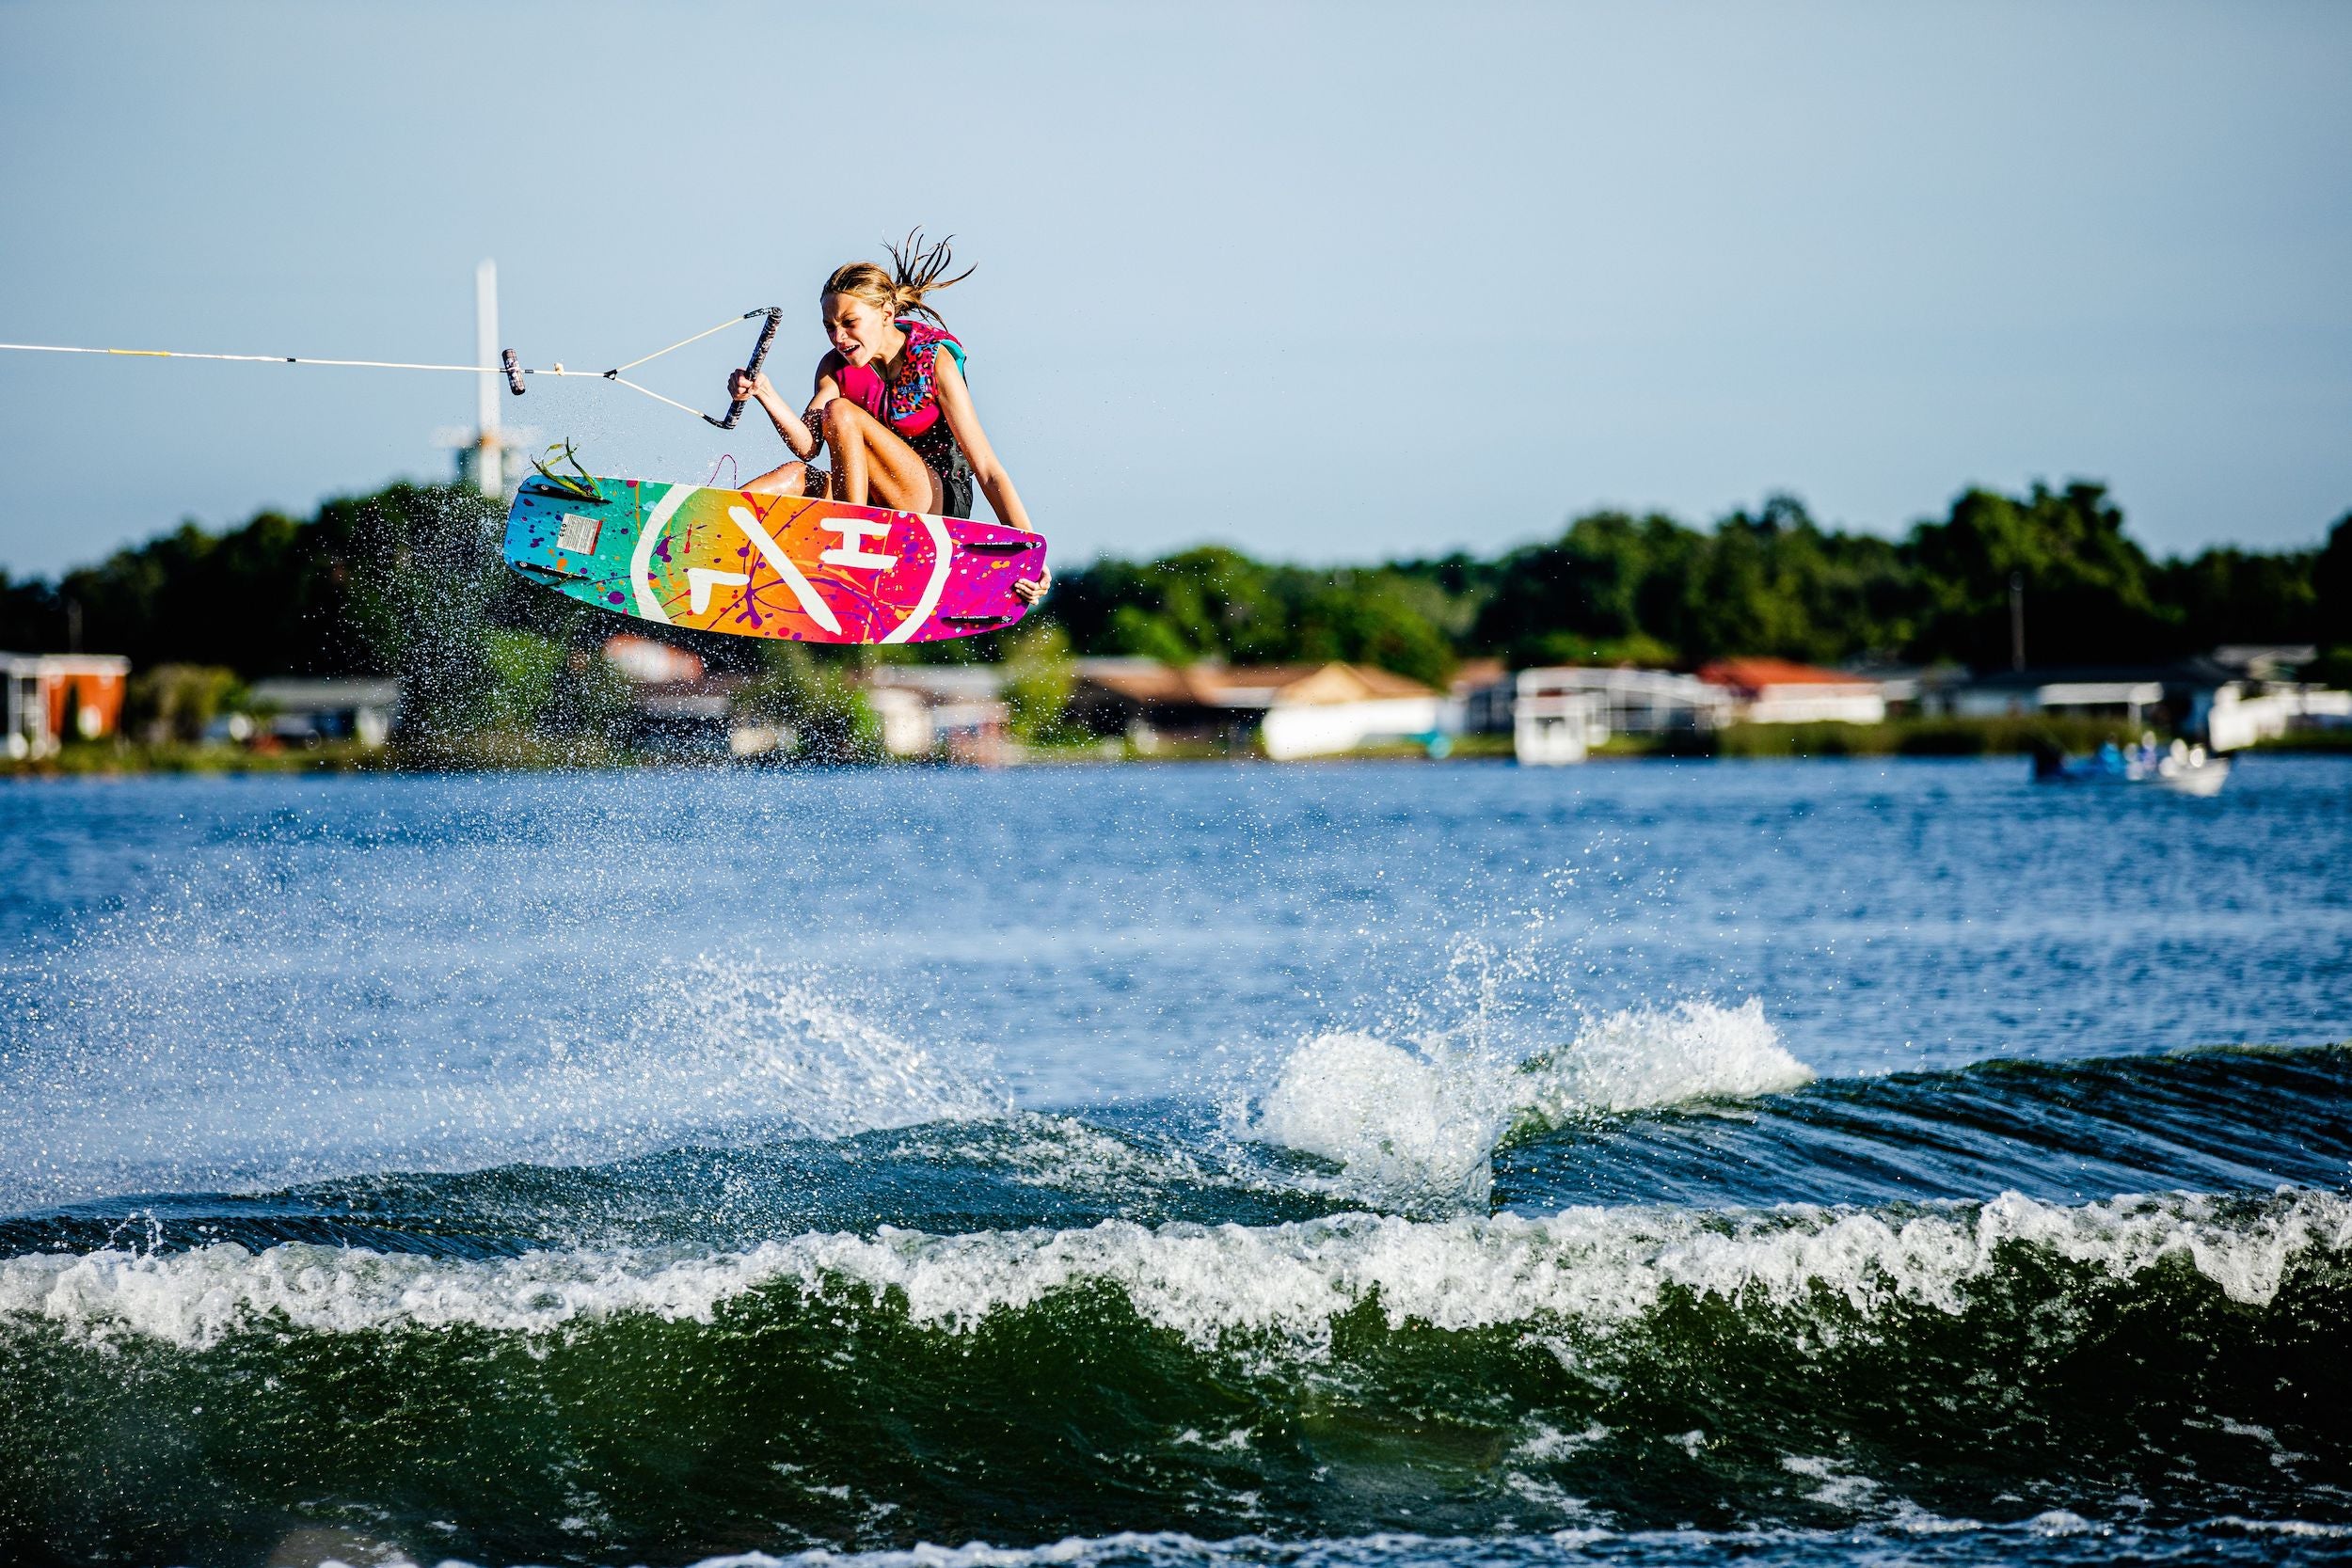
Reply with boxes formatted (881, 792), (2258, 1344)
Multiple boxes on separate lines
(2313, 513), (2352, 652)
(11, 474), (2344, 733)
(0, 569), (62, 651)
(2155, 546), (2321, 649)
(125, 664), (247, 744)
(1470, 511), (1703, 666)
(1905, 482), (2175, 666)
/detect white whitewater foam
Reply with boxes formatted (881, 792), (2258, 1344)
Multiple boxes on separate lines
(282, 1516), (2352, 1568)
(1516, 999), (1813, 1120)
(1254, 1032), (1509, 1209)
(7, 1187), (2344, 1354)
(1251, 1000), (1811, 1209)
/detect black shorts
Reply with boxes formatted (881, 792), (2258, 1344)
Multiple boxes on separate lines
(916, 428), (974, 519)
(937, 461), (974, 519)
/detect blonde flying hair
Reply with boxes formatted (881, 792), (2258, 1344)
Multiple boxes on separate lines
(822, 230), (975, 325)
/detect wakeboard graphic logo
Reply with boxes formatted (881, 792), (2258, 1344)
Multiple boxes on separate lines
(510, 475), (1034, 645)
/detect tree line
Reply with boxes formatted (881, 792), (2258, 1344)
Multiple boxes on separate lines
(1055, 484), (2350, 686)
(3, 480), (2346, 708)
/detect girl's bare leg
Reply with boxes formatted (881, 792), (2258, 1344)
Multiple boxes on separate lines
(743, 461), (829, 497)
(819, 399), (943, 513)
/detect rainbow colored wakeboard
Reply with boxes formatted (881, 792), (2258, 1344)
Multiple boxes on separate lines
(502, 476), (1046, 643)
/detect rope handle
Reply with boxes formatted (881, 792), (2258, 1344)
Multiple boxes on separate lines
(707, 308), (783, 430)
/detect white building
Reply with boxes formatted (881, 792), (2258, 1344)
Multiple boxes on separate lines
(1254, 664), (1445, 759)
(864, 666), (1010, 762)
(1067, 660), (1444, 759)
(1952, 675), (2166, 728)
(2204, 684), (2352, 752)
(1512, 671), (1608, 766)
(247, 678), (404, 748)
(1508, 666), (1730, 736)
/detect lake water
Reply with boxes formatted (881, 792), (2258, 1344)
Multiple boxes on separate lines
(2, 757), (2348, 1567)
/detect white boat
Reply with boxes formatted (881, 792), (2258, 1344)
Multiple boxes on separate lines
(2032, 734), (2231, 795)
(2153, 750), (2232, 795)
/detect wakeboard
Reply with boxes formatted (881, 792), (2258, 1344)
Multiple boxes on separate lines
(502, 475), (1046, 644)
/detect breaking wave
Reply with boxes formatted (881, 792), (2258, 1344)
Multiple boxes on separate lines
(5, 1187), (2338, 1351)
(4, 1187), (2346, 1560)
(5, 1045), (2350, 1564)
(1252, 1000), (1810, 1208)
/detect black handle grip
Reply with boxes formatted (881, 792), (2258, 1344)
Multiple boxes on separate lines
(501, 348), (525, 396)
(707, 307), (783, 430)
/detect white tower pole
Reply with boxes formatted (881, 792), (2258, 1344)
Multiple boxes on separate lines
(473, 259), (501, 496)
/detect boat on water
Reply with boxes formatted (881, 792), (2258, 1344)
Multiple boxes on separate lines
(2031, 733), (2232, 795)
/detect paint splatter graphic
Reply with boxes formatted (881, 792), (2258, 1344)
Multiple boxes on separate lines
(502, 476), (1045, 644)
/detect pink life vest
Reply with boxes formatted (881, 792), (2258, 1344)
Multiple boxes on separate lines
(823, 320), (966, 444)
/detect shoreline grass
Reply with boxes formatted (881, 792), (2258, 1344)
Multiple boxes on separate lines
(11, 720), (2348, 778)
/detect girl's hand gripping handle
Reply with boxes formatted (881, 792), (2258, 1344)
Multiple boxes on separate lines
(707, 308), (784, 430)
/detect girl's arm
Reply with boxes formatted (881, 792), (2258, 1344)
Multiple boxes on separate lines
(728, 367), (837, 461)
(803, 371), (842, 446)
(931, 352), (1034, 534)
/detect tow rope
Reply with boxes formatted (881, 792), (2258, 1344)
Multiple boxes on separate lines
(0, 306), (784, 430)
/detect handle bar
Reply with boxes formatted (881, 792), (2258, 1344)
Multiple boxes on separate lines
(707, 307), (784, 429)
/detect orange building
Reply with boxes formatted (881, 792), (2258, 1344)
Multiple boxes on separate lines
(3, 653), (131, 757)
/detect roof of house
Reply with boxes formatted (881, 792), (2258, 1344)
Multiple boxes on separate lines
(1267, 663), (1436, 705)
(249, 678), (404, 708)
(1697, 658), (1882, 693)
(1449, 657), (1506, 694)
(1075, 660), (1232, 706)
(603, 634), (705, 687)
(866, 666), (1006, 700)
(1076, 660), (1437, 709)
(0, 652), (132, 676)
(1962, 657), (2239, 692)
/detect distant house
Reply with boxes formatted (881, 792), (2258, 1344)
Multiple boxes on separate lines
(1950, 668), (2169, 728)
(2198, 649), (2350, 749)
(863, 666), (1010, 763)
(1509, 666), (1730, 736)
(248, 678), (403, 747)
(1951, 656), (2352, 751)
(1512, 670), (1608, 766)
(602, 634), (705, 687)
(1451, 658), (1513, 735)
(2214, 646), (2318, 681)
(2201, 683), (2342, 752)
(2, 652), (131, 757)
(1069, 659), (1444, 759)
(601, 635), (749, 756)
(1699, 658), (1887, 724)
(1068, 658), (1247, 748)
(1840, 662), (1969, 717)
(1255, 664), (1444, 760)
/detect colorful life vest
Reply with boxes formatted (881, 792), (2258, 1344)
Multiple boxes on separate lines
(826, 320), (966, 443)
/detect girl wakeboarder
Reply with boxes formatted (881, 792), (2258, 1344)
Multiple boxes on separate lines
(729, 232), (1047, 603)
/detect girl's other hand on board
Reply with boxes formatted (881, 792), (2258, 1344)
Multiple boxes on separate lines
(1014, 567), (1052, 606)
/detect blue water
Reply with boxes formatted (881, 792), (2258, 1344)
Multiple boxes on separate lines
(2, 757), (2348, 1567)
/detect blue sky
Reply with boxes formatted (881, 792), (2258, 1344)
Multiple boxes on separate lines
(2, 1), (2347, 577)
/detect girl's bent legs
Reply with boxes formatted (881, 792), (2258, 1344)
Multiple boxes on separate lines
(819, 399), (942, 512)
